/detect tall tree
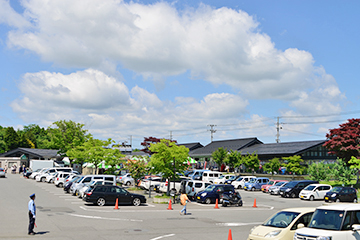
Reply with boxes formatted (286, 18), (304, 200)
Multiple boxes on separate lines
(263, 157), (282, 176)
(212, 147), (228, 169)
(224, 150), (242, 171)
(242, 152), (260, 173)
(323, 118), (360, 163)
(48, 120), (91, 155)
(283, 155), (306, 175)
(148, 139), (189, 195)
(141, 136), (176, 154)
(307, 161), (332, 182)
(4, 127), (20, 151)
(0, 126), (6, 153)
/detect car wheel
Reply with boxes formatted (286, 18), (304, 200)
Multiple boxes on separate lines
(126, 181), (131, 186)
(290, 193), (296, 198)
(58, 183), (63, 188)
(309, 195), (315, 201)
(132, 198), (141, 206)
(205, 198), (212, 204)
(237, 185), (241, 189)
(251, 187), (255, 191)
(97, 198), (106, 206)
(354, 198), (358, 203)
(336, 198), (341, 203)
(41, 177), (46, 182)
(222, 202), (227, 207)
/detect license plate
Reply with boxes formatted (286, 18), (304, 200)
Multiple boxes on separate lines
(325, 197), (329, 200)
(197, 196), (200, 199)
(300, 195), (303, 198)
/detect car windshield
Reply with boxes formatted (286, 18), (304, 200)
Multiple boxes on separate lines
(268, 181), (274, 185)
(263, 211), (300, 228)
(329, 187), (342, 193)
(228, 176), (237, 180)
(218, 175), (225, 179)
(284, 181), (298, 187)
(304, 185), (316, 191)
(204, 185), (217, 192)
(275, 182), (285, 186)
(308, 209), (344, 230)
(248, 178), (256, 183)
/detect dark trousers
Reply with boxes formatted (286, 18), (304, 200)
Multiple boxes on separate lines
(28, 211), (35, 233)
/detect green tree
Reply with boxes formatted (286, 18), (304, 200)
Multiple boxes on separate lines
(67, 137), (123, 174)
(283, 155), (306, 175)
(23, 124), (50, 149)
(148, 139), (189, 195)
(307, 161), (332, 182)
(331, 158), (356, 185)
(0, 126), (6, 153)
(224, 150), (242, 171)
(263, 157), (281, 176)
(48, 120), (91, 155)
(123, 158), (149, 187)
(242, 152), (260, 173)
(4, 127), (20, 151)
(212, 147), (227, 169)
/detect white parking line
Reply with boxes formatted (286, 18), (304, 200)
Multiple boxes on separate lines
(150, 234), (175, 240)
(216, 222), (263, 226)
(68, 213), (143, 222)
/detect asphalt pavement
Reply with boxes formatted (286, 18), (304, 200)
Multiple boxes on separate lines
(0, 173), (325, 240)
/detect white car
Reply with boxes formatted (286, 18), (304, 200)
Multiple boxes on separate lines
(159, 177), (190, 193)
(295, 204), (360, 240)
(54, 172), (75, 187)
(299, 183), (332, 201)
(29, 168), (47, 179)
(231, 176), (256, 189)
(183, 180), (211, 199)
(213, 174), (236, 184)
(139, 177), (163, 190)
(45, 172), (57, 183)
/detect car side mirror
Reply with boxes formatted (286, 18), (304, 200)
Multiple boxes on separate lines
(297, 223), (305, 229)
(352, 224), (360, 231)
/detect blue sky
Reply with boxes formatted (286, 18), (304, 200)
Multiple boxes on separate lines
(0, 0), (359, 149)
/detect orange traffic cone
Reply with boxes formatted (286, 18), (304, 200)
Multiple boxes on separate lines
(252, 198), (257, 208)
(167, 199), (173, 210)
(114, 198), (119, 210)
(214, 198), (219, 209)
(228, 229), (232, 240)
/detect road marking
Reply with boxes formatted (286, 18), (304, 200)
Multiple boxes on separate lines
(216, 222), (263, 226)
(150, 234), (175, 240)
(68, 213), (143, 222)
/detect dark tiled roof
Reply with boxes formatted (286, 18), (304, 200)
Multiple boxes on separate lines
(190, 138), (262, 157)
(240, 140), (326, 155)
(178, 142), (204, 151)
(0, 148), (59, 158)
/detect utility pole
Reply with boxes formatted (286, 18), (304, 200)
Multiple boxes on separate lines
(208, 124), (217, 142)
(169, 131), (172, 140)
(276, 117), (281, 143)
(129, 135), (132, 149)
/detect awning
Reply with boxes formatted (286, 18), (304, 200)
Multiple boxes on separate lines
(184, 157), (197, 165)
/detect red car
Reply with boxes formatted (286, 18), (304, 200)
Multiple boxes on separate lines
(261, 180), (287, 193)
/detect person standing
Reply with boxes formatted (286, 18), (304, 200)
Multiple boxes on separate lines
(28, 193), (36, 235)
(180, 191), (190, 215)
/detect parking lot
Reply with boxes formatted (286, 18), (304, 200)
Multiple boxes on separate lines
(0, 174), (325, 240)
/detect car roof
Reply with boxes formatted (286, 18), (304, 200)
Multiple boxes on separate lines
(316, 204), (360, 211)
(278, 207), (316, 213)
(307, 183), (331, 187)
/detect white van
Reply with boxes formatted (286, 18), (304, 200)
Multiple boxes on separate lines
(214, 174), (236, 184)
(36, 167), (73, 182)
(182, 180), (211, 199)
(54, 172), (76, 187)
(202, 171), (222, 183)
(231, 176), (256, 189)
(70, 175), (116, 195)
(295, 204), (360, 240)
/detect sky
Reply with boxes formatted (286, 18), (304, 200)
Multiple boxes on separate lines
(0, 0), (359, 149)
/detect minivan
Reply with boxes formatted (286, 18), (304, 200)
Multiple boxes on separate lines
(201, 171), (222, 183)
(180, 180), (212, 200)
(243, 177), (269, 191)
(36, 167), (73, 182)
(279, 180), (319, 198)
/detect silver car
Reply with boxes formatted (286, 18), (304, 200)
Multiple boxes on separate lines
(268, 181), (288, 195)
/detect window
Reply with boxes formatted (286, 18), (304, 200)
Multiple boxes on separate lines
(209, 173), (214, 177)
(94, 177), (103, 180)
(291, 212), (314, 230)
(83, 177), (92, 183)
(105, 177), (114, 181)
(188, 182), (193, 187)
(203, 173), (208, 177)
(94, 186), (107, 192)
(195, 183), (202, 188)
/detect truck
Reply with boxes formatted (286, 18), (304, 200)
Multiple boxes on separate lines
(30, 160), (54, 171)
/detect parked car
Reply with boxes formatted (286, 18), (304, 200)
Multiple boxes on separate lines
(0, 168), (6, 178)
(78, 180), (116, 198)
(244, 177), (270, 191)
(54, 172), (75, 187)
(116, 173), (130, 183)
(35, 167), (73, 182)
(213, 174), (236, 184)
(196, 184), (235, 204)
(159, 176), (190, 194)
(83, 185), (146, 206)
(224, 175), (239, 184)
(71, 175), (116, 195)
(190, 170), (222, 182)
(180, 180), (211, 200)
(231, 176), (256, 189)
(247, 207), (315, 240)
(119, 174), (135, 186)
(324, 186), (357, 203)
(45, 172), (57, 183)
(294, 204), (360, 240)
(299, 184), (332, 201)
(63, 176), (81, 193)
(261, 180), (287, 193)
(29, 168), (47, 179)
(279, 180), (319, 198)
(268, 181), (288, 195)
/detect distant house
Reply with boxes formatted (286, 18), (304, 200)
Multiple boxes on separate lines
(178, 142), (203, 151)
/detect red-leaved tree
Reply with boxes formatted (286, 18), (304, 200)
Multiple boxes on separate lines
(141, 136), (177, 154)
(323, 118), (360, 163)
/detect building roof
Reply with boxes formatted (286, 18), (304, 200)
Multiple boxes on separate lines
(240, 140), (326, 156)
(0, 148), (59, 159)
(178, 142), (204, 151)
(190, 138), (262, 157)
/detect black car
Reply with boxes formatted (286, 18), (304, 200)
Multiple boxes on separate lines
(279, 180), (318, 198)
(196, 184), (235, 204)
(324, 186), (357, 203)
(83, 185), (146, 206)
